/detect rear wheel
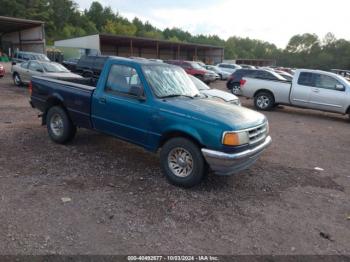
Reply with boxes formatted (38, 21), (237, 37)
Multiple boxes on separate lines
(231, 85), (240, 95)
(160, 137), (205, 188)
(254, 91), (275, 111)
(46, 106), (76, 144)
(13, 73), (22, 86)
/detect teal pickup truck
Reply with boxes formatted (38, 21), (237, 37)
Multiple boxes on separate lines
(29, 57), (272, 187)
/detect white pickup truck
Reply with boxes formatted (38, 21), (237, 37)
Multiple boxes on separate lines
(240, 69), (350, 118)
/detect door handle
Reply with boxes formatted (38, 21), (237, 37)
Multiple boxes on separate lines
(312, 88), (320, 93)
(99, 97), (107, 104)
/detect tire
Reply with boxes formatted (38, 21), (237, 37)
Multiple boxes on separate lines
(160, 137), (205, 188)
(231, 85), (241, 95)
(82, 71), (93, 78)
(46, 106), (76, 144)
(13, 73), (22, 86)
(254, 91), (275, 111)
(219, 74), (223, 80)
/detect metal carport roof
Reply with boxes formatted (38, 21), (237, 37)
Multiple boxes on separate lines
(0, 16), (44, 34)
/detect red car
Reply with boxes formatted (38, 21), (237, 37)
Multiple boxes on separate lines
(0, 64), (5, 78)
(164, 60), (216, 84)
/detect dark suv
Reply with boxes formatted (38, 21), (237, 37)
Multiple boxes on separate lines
(227, 69), (287, 95)
(165, 60), (216, 84)
(75, 55), (109, 78)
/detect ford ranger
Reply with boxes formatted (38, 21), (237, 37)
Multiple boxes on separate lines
(29, 57), (271, 187)
(240, 69), (350, 118)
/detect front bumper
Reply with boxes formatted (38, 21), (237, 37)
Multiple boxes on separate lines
(201, 136), (272, 175)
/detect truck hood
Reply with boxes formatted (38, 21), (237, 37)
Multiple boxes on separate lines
(160, 97), (266, 130)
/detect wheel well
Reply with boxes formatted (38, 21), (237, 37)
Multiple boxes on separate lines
(12, 71), (18, 77)
(159, 131), (202, 149)
(254, 89), (275, 100)
(42, 97), (65, 125)
(347, 106), (350, 114)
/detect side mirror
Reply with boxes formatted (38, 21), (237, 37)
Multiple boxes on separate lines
(129, 85), (145, 100)
(335, 84), (345, 91)
(12, 61), (16, 65)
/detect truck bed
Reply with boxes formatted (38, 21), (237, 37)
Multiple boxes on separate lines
(241, 77), (292, 104)
(30, 76), (96, 129)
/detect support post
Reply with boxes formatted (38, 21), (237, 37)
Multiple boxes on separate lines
(130, 39), (133, 56)
(156, 42), (159, 59)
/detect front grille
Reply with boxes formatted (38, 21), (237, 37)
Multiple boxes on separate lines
(247, 123), (268, 145)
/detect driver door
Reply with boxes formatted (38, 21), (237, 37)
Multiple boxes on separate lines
(92, 63), (156, 149)
(309, 73), (347, 113)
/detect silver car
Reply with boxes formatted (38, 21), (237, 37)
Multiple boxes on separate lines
(205, 65), (231, 80)
(11, 60), (82, 86)
(189, 75), (241, 106)
(216, 63), (242, 74)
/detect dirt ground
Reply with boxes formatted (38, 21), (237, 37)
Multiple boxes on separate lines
(0, 68), (349, 255)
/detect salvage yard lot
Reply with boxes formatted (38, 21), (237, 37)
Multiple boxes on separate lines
(0, 73), (349, 254)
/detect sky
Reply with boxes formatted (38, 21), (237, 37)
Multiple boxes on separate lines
(75, 0), (350, 48)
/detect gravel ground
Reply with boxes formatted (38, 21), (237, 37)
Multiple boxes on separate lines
(0, 69), (349, 255)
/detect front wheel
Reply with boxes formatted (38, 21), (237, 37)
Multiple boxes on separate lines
(160, 137), (206, 188)
(13, 73), (22, 86)
(46, 106), (76, 144)
(254, 91), (275, 111)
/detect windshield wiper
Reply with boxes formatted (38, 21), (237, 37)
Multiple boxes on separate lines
(161, 94), (195, 99)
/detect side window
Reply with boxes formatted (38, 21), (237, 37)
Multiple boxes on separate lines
(105, 64), (142, 96)
(298, 72), (315, 87)
(21, 62), (29, 69)
(22, 53), (31, 60)
(28, 61), (43, 72)
(246, 70), (257, 78)
(256, 71), (271, 79)
(314, 74), (342, 90)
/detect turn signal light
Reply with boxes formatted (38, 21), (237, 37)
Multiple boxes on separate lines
(223, 133), (240, 146)
(222, 131), (249, 146)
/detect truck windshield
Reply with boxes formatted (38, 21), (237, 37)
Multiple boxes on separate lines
(142, 65), (200, 98)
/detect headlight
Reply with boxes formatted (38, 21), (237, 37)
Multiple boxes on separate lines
(222, 131), (249, 146)
(231, 99), (241, 106)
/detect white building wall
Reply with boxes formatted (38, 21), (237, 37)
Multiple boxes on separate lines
(54, 34), (100, 51)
